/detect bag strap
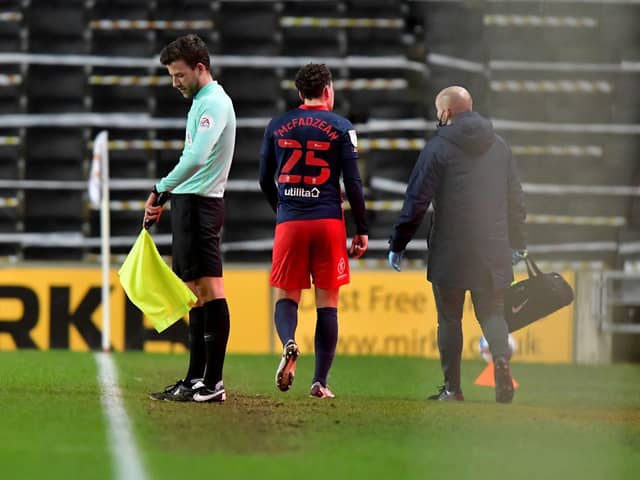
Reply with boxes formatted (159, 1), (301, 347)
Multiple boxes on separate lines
(524, 256), (542, 277)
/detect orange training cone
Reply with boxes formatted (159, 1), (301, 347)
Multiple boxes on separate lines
(474, 362), (519, 388)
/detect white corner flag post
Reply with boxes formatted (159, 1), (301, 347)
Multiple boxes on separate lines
(89, 130), (112, 352)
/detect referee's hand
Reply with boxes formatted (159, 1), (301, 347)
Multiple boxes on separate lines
(143, 191), (163, 229)
(349, 234), (368, 259)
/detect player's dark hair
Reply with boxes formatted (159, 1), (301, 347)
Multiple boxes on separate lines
(295, 63), (332, 100)
(160, 34), (210, 70)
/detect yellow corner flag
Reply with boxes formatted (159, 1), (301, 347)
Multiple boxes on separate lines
(118, 229), (197, 332)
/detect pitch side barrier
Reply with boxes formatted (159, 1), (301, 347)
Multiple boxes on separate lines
(0, 266), (576, 363)
(0, 263), (626, 364)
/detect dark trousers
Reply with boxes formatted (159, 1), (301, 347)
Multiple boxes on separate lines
(432, 284), (510, 392)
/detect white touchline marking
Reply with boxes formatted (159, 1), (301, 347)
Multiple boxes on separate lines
(95, 352), (148, 480)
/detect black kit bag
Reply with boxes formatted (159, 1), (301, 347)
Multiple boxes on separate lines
(504, 256), (574, 333)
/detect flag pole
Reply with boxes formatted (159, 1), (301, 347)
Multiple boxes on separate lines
(100, 131), (111, 352)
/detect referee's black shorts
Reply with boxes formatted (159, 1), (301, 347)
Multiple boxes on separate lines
(170, 194), (224, 281)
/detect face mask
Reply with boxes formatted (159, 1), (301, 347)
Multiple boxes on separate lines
(437, 112), (447, 127)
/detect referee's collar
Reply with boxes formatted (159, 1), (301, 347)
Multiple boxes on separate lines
(195, 81), (217, 99)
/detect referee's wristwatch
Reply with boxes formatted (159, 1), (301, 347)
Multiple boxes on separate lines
(150, 186), (170, 206)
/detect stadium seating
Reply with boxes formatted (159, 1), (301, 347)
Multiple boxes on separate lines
(279, 1), (344, 56)
(90, 67), (154, 113)
(26, 65), (86, 113)
(25, 128), (85, 180)
(343, 1), (407, 57)
(230, 127), (266, 178)
(422, 0), (640, 265)
(346, 68), (427, 122)
(422, 2), (485, 61)
(0, 66), (22, 114)
(155, 0), (215, 55)
(613, 72), (640, 123)
(218, 67), (281, 117)
(90, 0), (153, 56)
(223, 191), (276, 262)
(0, 132), (20, 182)
(0, 7), (21, 52)
(27, 1), (87, 54)
(23, 189), (84, 231)
(0, 130), (20, 250)
(0, 0), (637, 267)
(217, 2), (279, 54)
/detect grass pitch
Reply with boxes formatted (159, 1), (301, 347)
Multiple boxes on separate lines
(1, 351), (639, 480)
(0, 351), (112, 480)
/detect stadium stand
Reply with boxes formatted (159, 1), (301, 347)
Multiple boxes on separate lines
(217, 2), (279, 54)
(343, 0), (407, 57)
(0, 9), (22, 52)
(0, 67), (22, 114)
(90, 68), (156, 113)
(27, 1), (87, 54)
(279, 1), (345, 56)
(218, 66), (282, 117)
(423, 0), (640, 268)
(0, 0), (637, 271)
(90, 1), (154, 57)
(0, 131), (20, 255)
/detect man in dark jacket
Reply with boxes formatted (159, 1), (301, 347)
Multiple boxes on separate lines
(388, 86), (527, 403)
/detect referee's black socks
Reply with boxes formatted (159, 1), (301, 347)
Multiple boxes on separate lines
(203, 298), (231, 388)
(184, 306), (205, 384)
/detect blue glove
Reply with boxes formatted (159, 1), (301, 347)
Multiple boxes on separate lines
(512, 249), (528, 266)
(388, 250), (404, 272)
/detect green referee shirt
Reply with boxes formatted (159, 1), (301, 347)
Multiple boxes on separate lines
(157, 81), (236, 197)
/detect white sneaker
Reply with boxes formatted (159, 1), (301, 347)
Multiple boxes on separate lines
(309, 381), (335, 399)
(275, 340), (300, 392)
(192, 380), (226, 403)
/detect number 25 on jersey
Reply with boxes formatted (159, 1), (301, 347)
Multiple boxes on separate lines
(277, 139), (330, 186)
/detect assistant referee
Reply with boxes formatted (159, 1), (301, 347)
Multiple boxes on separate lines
(144, 34), (236, 404)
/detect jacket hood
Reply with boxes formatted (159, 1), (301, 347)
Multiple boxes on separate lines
(437, 111), (496, 154)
